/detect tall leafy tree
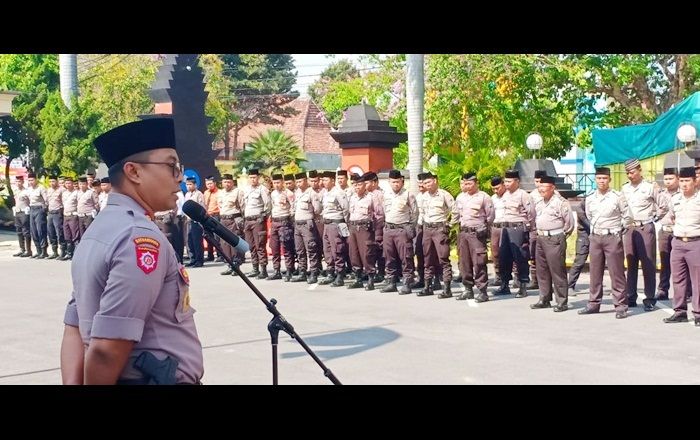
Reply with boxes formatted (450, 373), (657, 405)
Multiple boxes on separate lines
(235, 128), (306, 175)
(218, 54), (299, 160)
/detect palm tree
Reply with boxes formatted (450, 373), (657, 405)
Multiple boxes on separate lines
(235, 128), (307, 175)
(406, 54), (424, 194)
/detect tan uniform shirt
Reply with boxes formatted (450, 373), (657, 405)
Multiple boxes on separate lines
(13, 186), (30, 213)
(621, 180), (668, 222)
(535, 194), (573, 233)
(77, 189), (100, 216)
(670, 191), (700, 238)
(491, 193), (506, 223)
(418, 188), (455, 224)
(501, 188), (535, 225)
(294, 187), (322, 221)
(243, 185), (271, 217)
(658, 188), (679, 228)
(47, 186), (64, 211)
(586, 189), (633, 232)
(203, 188), (220, 216)
(349, 192), (384, 223)
(217, 188), (244, 216)
(28, 185), (48, 208)
(271, 188), (294, 218)
(62, 189), (79, 215)
(453, 190), (494, 228)
(383, 187), (418, 225)
(322, 187), (349, 221)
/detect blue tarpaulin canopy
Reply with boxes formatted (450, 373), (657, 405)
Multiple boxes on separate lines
(592, 92), (700, 165)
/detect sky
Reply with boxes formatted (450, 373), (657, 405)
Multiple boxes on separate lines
(291, 54), (363, 97)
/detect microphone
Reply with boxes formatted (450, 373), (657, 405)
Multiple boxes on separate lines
(182, 200), (250, 254)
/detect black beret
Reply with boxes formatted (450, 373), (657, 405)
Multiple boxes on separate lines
(221, 173), (233, 180)
(462, 172), (477, 181)
(205, 175), (216, 181)
(27, 172), (36, 178)
(388, 169), (403, 179)
(504, 170), (519, 179)
(663, 168), (678, 176)
(364, 171), (378, 181)
(490, 176), (503, 186)
(417, 172), (435, 180)
(307, 170), (318, 178)
(94, 118), (176, 168)
(48, 175), (58, 180)
(15, 175), (24, 180)
(248, 169), (260, 176)
(534, 170), (547, 179)
(63, 176), (73, 182)
(186, 177), (197, 183)
(294, 172), (307, 179)
(595, 167), (611, 176)
(349, 173), (360, 182)
(100, 177), (111, 184)
(336, 169), (348, 176)
(322, 171), (336, 179)
(271, 174), (283, 180)
(679, 167), (696, 178)
(91, 180), (101, 187)
(539, 175), (555, 184)
(78, 177), (88, 183)
(284, 174), (294, 180)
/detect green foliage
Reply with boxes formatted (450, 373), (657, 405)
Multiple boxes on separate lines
(235, 128), (307, 175)
(38, 91), (102, 174)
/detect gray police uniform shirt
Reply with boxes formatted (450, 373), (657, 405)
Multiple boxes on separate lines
(63, 193), (203, 383)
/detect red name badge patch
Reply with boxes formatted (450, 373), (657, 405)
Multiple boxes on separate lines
(134, 237), (161, 274)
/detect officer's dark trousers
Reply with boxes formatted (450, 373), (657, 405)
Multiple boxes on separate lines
(187, 222), (204, 265)
(14, 211), (30, 240)
(536, 234), (568, 307)
(294, 220), (322, 273)
(269, 218), (295, 271)
(670, 238), (700, 317)
(170, 216), (185, 264)
(30, 206), (47, 250)
(499, 225), (530, 283)
(568, 230), (589, 289)
(623, 223), (657, 304)
(47, 210), (65, 247)
(63, 215), (80, 245)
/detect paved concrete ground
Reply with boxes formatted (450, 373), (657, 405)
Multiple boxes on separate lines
(1, 229), (699, 385)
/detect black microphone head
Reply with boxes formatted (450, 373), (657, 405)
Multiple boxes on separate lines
(182, 200), (208, 222)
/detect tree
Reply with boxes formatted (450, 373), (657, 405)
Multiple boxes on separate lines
(218, 54), (299, 160)
(308, 58), (360, 105)
(0, 54), (60, 172)
(0, 116), (32, 201)
(235, 128), (306, 175)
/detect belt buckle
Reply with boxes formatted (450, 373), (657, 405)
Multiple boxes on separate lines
(683, 237), (689, 242)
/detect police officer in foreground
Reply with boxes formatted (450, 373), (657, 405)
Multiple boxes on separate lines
(60, 118), (203, 385)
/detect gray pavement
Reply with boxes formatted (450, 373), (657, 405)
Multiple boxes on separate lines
(1, 230), (699, 385)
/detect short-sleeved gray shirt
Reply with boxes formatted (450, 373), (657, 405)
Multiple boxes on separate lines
(63, 192), (203, 383)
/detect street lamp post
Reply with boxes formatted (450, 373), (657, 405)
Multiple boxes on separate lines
(526, 132), (543, 160)
(677, 122), (698, 168)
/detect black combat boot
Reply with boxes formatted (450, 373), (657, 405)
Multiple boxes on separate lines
(21, 237), (33, 257)
(494, 280), (511, 296)
(291, 271), (308, 283)
(13, 236), (25, 257)
(365, 276), (375, 291)
(398, 278), (413, 295)
(48, 244), (59, 259)
(257, 266), (269, 280)
(417, 280), (434, 296)
(58, 244), (67, 260)
(438, 284), (452, 299)
(515, 284), (528, 298)
(457, 285), (474, 301)
(318, 270), (336, 285)
(306, 271), (318, 284)
(246, 264), (260, 277)
(347, 270), (364, 289)
(381, 277), (398, 293)
(331, 271), (345, 287)
(267, 269), (282, 280)
(475, 287), (489, 303)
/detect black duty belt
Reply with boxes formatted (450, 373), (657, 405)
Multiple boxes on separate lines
(385, 222), (410, 229)
(324, 218), (344, 224)
(460, 226), (481, 233)
(272, 216), (292, 222)
(423, 222), (445, 228)
(220, 213), (242, 220)
(48, 209), (62, 214)
(295, 219), (313, 226)
(492, 222), (505, 228)
(501, 221), (525, 228)
(245, 215), (266, 221)
(675, 236), (700, 242)
(349, 220), (371, 226)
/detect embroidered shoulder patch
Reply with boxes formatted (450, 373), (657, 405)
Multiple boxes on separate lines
(134, 237), (160, 274)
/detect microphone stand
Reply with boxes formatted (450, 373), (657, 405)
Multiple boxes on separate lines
(200, 228), (342, 385)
